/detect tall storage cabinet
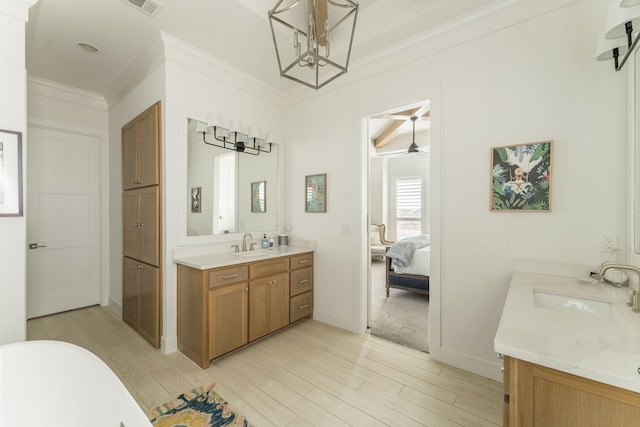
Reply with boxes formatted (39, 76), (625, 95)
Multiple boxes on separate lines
(122, 101), (162, 348)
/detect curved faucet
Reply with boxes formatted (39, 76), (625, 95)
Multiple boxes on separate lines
(598, 263), (640, 287)
(242, 233), (252, 252)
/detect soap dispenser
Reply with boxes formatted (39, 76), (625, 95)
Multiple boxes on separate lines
(261, 234), (268, 248)
(269, 236), (275, 250)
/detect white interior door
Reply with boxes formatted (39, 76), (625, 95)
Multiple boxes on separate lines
(27, 126), (100, 319)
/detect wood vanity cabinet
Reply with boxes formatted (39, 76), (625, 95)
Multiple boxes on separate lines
(503, 356), (640, 426)
(122, 102), (160, 190)
(122, 257), (160, 347)
(177, 251), (313, 369)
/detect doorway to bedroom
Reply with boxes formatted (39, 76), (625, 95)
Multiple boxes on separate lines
(367, 102), (430, 352)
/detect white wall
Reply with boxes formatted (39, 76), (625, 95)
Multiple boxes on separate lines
(284, 0), (626, 380)
(0, 2), (35, 345)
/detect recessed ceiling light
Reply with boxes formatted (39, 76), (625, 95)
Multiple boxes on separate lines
(77, 42), (99, 54)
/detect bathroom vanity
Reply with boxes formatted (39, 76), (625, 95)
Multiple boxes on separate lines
(175, 247), (313, 368)
(495, 260), (640, 426)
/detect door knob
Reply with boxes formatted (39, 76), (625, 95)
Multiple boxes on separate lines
(28, 243), (47, 249)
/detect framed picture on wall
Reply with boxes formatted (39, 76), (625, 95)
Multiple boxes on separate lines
(305, 173), (326, 213)
(191, 186), (201, 213)
(251, 181), (266, 213)
(490, 141), (552, 212)
(0, 129), (23, 217)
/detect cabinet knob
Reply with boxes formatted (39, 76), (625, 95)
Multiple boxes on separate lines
(132, 223), (139, 227)
(133, 265), (139, 269)
(244, 288), (249, 292)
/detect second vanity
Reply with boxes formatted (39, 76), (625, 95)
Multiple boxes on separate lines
(495, 259), (640, 426)
(175, 246), (314, 369)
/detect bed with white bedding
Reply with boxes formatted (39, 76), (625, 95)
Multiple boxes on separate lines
(385, 236), (430, 297)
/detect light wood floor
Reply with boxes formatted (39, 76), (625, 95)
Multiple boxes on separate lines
(27, 306), (503, 426)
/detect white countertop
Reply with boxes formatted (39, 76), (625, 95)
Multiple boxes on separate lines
(173, 245), (313, 270)
(494, 269), (640, 393)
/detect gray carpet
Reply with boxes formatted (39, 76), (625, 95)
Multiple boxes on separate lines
(369, 258), (429, 352)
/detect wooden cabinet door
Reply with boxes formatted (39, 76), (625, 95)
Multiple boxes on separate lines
(269, 273), (290, 332)
(122, 257), (139, 329)
(122, 122), (138, 190)
(249, 273), (289, 341)
(138, 186), (159, 266)
(122, 190), (140, 260)
(249, 278), (269, 342)
(209, 282), (248, 359)
(138, 262), (160, 347)
(136, 104), (160, 188)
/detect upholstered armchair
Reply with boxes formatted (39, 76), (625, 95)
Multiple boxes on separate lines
(370, 224), (394, 260)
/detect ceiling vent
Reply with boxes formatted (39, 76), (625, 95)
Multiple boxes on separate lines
(121, 0), (163, 17)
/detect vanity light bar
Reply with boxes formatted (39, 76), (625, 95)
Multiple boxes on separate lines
(196, 117), (276, 156)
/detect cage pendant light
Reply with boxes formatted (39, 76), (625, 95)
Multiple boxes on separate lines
(268, 0), (359, 90)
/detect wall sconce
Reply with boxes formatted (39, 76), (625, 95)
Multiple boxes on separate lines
(196, 114), (277, 156)
(596, 1), (640, 71)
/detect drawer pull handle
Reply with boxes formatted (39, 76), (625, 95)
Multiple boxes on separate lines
(298, 304), (309, 310)
(222, 274), (240, 280)
(298, 279), (309, 284)
(298, 260), (310, 264)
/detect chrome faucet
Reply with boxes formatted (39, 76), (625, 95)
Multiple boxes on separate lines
(598, 263), (640, 287)
(242, 233), (252, 252)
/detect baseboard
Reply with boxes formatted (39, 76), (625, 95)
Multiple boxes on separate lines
(108, 297), (122, 316)
(162, 335), (178, 354)
(439, 346), (503, 382)
(312, 309), (359, 334)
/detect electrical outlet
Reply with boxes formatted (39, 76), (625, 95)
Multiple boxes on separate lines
(602, 234), (618, 251)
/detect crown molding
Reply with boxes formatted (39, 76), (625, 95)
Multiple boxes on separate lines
(27, 76), (108, 111)
(159, 32), (286, 107)
(281, 0), (582, 107)
(103, 33), (165, 108)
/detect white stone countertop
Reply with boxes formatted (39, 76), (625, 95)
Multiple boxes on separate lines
(494, 268), (640, 393)
(173, 245), (314, 270)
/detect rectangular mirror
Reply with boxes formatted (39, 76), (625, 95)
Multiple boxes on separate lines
(186, 118), (279, 236)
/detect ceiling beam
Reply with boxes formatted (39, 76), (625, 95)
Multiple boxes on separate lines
(373, 107), (422, 148)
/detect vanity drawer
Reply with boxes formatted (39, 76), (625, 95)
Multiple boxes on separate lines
(290, 252), (313, 270)
(290, 291), (313, 323)
(290, 267), (313, 296)
(208, 265), (248, 288)
(250, 257), (289, 278)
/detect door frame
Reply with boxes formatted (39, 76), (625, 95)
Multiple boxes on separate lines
(27, 119), (110, 309)
(353, 92), (442, 360)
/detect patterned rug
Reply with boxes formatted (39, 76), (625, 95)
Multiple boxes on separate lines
(148, 383), (251, 427)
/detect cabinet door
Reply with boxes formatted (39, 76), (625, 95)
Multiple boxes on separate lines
(138, 186), (159, 266)
(136, 104), (160, 188)
(122, 257), (139, 329)
(138, 262), (160, 347)
(269, 273), (290, 332)
(209, 282), (248, 359)
(122, 122), (138, 190)
(122, 191), (140, 260)
(249, 278), (269, 342)
(249, 273), (289, 342)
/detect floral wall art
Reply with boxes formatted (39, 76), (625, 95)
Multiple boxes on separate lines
(490, 141), (552, 212)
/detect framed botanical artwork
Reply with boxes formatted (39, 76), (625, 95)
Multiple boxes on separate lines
(191, 186), (201, 213)
(251, 180), (266, 213)
(0, 129), (23, 217)
(305, 173), (326, 213)
(490, 141), (552, 212)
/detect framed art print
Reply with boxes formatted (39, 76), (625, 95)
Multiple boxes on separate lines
(191, 186), (201, 213)
(0, 129), (23, 217)
(490, 141), (552, 212)
(305, 173), (326, 213)
(251, 181), (266, 213)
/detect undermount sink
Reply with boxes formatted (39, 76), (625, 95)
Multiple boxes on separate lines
(533, 291), (627, 323)
(235, 249), (275, 259)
